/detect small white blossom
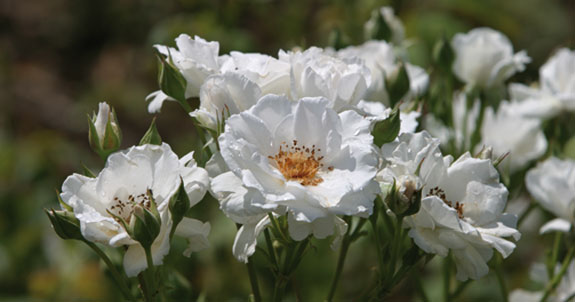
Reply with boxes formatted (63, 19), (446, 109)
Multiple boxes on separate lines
(211, 95), (380, 262)
(280, 47), (372, 111)
(60, 144), (210, 276)
(478, 101), (547, 172)
(507, 48), (575, 118)
(380, 131), (520, 281)
(452, 28), (530, 88)
(525, 157), (575, 234)
(335, 41), (429, 105)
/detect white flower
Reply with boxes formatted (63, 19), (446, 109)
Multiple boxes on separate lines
(380, 132), (520, 280)
(478, 101), (547, 172)
(211, 95), (380, 262)
(451, 28), (530, 88)
(507, 48), (575, 118)
(525, 157), (575, 234)
(356, 100), (420, 135)
(335, 41), (429, 105)
(219, 51), (291, 96)
(190, 72), (262, 131)
(509, 261), (575, 302)
(280, 47), (372, 111)
(60, 143), (210, 276)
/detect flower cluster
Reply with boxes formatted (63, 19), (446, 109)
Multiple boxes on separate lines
(47, 5), (574, 301)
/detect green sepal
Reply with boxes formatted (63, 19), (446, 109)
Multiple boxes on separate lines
(155, 49), (188, 110)
(387, 62), (411, 107)
(102, 108), (122, 152)
(168, 178), (190, 238)
(433, 35), (455, 74)
(139, 117), (162, 146)
(365, 9), (392, 42)
(373, 106), (401, 147)
(328, 27), (349, 50)
(55, 189), (73, 211)
(45, 209), (85, 241)
(81, 163), (97, 178)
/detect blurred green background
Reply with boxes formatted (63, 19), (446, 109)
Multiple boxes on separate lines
(0, 0), (573, 300)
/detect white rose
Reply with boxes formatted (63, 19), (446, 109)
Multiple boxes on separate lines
(60, 144), (210, 276)
(281, 47), (372, 111)
(211, 95), (380, 262)
(525, 157), (575, 234)
(219, 51), (291, 96)
(478, 101), (547, 172)
(380, 131), (520, 281)
(507, 48), (575, 118)
(190, 72), (262, 131)
(452, 28), (530, 88)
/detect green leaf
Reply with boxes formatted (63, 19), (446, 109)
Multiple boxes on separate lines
(373, 107), (401, 147)
(387, 62), (411, 107)
(139, 117), (162, 146)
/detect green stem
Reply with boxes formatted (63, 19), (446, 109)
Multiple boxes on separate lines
(326, 228), (352, 301)
(264, 229), (278, 269)
(84, 241), (134, 301)
(540, 247), (575, 302)
(142, 246), (156, 302)
(548, 232), (563, 279)
(494, 254), (509, 302)
(415, 273), (430, 302)
(449, 280), (471, 300)
(443, 255), (452, 302)
(246, 259), (262, 302)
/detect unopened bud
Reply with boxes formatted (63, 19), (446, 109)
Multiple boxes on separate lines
(88, 102), (122, 159)
(45, 209), (84, 241)
(475, 145), (493, 160)
(386, 178), (422, 217)
(128, 203), (161, 250)
(433, 36), (455, 73)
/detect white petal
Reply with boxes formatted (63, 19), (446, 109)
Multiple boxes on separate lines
(232, 216), (270, 263)
(539, 218), (573, 234)
(175, 218), (211, 256)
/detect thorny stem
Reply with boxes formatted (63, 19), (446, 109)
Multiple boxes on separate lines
(84, 241), (135, 301)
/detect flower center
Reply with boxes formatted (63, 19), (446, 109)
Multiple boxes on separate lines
(107, 188), (153, 223)
(268, 140), (331, 186)
(427, 186), (464, 219)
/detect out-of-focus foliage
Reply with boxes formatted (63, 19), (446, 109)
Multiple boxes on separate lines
(0, 0), (573, 300)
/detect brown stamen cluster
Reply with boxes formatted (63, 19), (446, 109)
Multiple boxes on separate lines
(427, 187), (464, 219)
(108, 191), (152, 223)
(268, 140), (331, 186)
